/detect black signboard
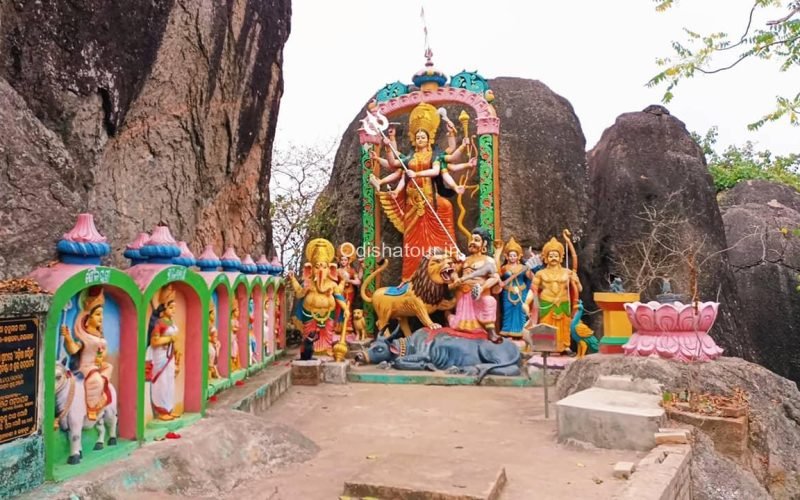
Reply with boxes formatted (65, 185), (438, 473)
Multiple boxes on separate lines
(0, 317), (38, 445)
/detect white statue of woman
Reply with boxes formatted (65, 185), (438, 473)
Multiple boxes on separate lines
(146, 285), (181, 421)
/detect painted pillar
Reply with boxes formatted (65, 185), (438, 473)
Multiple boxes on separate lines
(593, 292), (641, 354)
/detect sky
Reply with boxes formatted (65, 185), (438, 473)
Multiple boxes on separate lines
(275, 0), (798, 159)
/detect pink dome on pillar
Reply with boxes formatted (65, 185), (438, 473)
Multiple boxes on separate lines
(63, 213), (107, 243)
(126, 232), (151, 250)
(145, 225), (178, 246)
(221, 247), (241, 262)
(177, 241), (195, 259)
(198, 245), (220, 261)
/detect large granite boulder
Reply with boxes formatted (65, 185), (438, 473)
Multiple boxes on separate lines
(0, 0), (291, 277)
(558, 355), (800, 499)
(319, 77), (588, 283)
(0, 79), (82, 277)
(584, 106), (754, 359)
(719, 180), (800, 385)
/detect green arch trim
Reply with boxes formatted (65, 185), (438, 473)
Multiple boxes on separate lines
(230, 274), (250, 294)
(42, 267), (143, 480)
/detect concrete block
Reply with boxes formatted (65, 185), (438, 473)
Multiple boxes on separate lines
(322, 361), (350, 384)
(556, 387), (666, 451)
(291, 359), (322, 386)
(655, 431), (689, 445)
(613, 461), (635, 479)
(594, 375), (663, 395)
(343, 453), (506, 500)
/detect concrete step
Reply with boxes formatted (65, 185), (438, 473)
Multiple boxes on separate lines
(342, 453), (506, 500)
(557, 387), (666, 451)
(209, 361), (293, 415)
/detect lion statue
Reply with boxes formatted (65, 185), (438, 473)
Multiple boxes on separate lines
(360, 249), (458, 337)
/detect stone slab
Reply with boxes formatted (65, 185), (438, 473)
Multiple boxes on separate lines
(613, 461), (636, 479)
(654, 430), (689, 445)
(557, 387), (666, 451)
(291, 359), (322, 386)
(594, 375), (662, 395)
(322, 361), (350, 384)
(342, 453), (506, 500)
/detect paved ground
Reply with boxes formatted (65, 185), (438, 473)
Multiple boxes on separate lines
(232, 383), (646, 499)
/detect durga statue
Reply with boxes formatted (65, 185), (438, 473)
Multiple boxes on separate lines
(369, 101), (475, 282)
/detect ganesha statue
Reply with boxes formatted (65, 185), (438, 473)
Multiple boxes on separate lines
(289, 238), (349, 358)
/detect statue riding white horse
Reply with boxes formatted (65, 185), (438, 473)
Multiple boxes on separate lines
(54, 363), (118, 464)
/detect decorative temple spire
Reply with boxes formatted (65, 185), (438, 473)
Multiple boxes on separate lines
(196, 244), (221, 272)
(220, 247), (242, 272)
(256, 255), (270, 275)
(140, 224), (181, 264)
(173, 241), (196, 267)
(57, 213), (111, 265)
(240, 254), (258, 274)
(124, 232), (151, 266)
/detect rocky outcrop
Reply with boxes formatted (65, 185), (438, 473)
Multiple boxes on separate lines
(21, 409), (318, 498)
(584, 107), (753, 359)
(557, 355), (800, 499)
(319, 77), (588, 283)
(719, 180), (800, 384)
(0, 0), (291, 278)
(0, 79), (83, 277)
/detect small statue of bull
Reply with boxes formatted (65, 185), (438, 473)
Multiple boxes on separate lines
(355, 327), (521, 384)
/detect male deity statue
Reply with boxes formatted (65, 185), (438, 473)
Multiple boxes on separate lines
(524, 235), (582, 354)
(447, 227), (502, 343)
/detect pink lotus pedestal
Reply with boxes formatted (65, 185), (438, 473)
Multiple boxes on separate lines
(623, 301), (724, 362)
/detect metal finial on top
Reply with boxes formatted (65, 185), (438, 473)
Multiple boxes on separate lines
(420, 6), (432, 65)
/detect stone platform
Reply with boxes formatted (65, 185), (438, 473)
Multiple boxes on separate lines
(347, 365), (536, 387)
(557, 380), (666, 451)
(343, 454), (506, 500)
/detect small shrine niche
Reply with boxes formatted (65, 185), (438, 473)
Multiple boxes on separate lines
(28, 214), (141, 480)
(359, 52), (500, 330)
(128, 225), (209, 438)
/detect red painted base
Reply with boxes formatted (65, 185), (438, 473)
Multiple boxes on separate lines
(600, 344), (625, 354)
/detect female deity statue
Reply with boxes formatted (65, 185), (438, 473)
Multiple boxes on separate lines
(248, 299), (257, 366)
(230, 302), (241, 371)
(60, 286), (114, 421)
(208, 301), (221, 379)
(263, 296), (271, 357)
(369, 102), (474, 281)
(146, 284), (181, 421)
(496, 238), (534, 338)
(334, 242), (362, 335)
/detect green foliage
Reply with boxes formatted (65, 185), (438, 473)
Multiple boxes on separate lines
(649, 0), (800, 129)
(692, 127), (800, 191)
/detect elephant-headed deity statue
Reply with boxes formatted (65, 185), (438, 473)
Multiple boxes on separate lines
(288, 238), (349, 358)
